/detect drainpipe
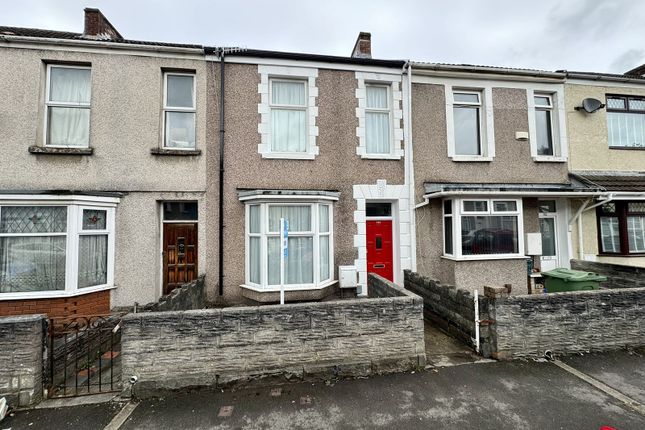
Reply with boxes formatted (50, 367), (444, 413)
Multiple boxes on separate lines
(568, 197), (592, 260)
(403, 60), (417, 272)
(218, 49), (226, 296)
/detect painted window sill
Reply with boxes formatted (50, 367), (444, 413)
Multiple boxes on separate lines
(29, 146), (93, 155)
(360, 154), (403, 160)
(240, 279), (337, 293)
(449, 156), (494, 162)
(260, 152), (317, 160)
(441, 254), (528, 262)
(533, 156), (567, 163)
(0, 284), (116, 301)
(151, 148), (201, 156)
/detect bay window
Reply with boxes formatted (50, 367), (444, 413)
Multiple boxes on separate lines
(243, 199), (334, 290)
(0, 197), (117, 298)
(597, 201), (645, 255)
(443, 198), (524, 259)
(45, 65), (91, 147)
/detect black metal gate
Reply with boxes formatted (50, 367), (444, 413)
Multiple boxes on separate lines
(47, 314), (123, 398)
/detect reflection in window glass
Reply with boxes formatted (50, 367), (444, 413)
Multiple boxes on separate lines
(461, 216), (518, 255)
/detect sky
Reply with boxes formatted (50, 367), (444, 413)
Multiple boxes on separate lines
(3, 0), (645, 73)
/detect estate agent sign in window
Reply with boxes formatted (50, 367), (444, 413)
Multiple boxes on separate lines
(45, 65), (91, 147)
(243, 198), (334, 291)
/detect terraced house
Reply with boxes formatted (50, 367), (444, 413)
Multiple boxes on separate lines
(565, 67), (645, 269)
(0, 10), (414, 315)
(410, 64), (599, 294)
(0, 9), (215, 316)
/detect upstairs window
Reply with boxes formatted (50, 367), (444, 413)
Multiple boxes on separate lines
(270, 79), (307, 153)
(606, 95), (645, 149)
(164, 72), (196, 149)
(45, 65), (91, 147)
(365, 85), (391, 155)
(534, 95), (554, 156)
(453, 91), (482, 156)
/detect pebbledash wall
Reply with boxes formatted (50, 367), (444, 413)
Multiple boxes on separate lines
(121, 274), (425, 397)
(405, 270), (645, 359)
(0, 314), (46, 407)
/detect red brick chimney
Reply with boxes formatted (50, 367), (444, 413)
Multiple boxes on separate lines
(83, 8), (123, 40)
(351, 32), (372, 59)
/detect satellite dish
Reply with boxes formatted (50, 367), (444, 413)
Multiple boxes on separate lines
(575, 98), (605, 113)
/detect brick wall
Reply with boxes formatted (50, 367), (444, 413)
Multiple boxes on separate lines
(0, 315), (46, 407)
(0, 290), (110, 318)
(121, 274), (425, 397)
(490, 287), (645, 359)
(404, 270), (492, 357)
(571, 259), (645, 289)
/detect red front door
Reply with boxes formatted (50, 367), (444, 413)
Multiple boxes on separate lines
(366, 220), (394, 281)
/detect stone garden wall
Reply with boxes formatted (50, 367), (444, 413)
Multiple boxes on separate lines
(571, 259), (645, 289)
(0, 314), (45, 407)
(404, 270), (645, 360)
(121, 274), (425, 397)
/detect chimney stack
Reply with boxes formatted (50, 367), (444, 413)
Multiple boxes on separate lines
(83, 8), (123, 40)
(351, 32), (372, 59)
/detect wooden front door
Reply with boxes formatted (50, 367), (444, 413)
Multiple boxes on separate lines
(163, 223), (198, 295)
(366, 220), (394, 281)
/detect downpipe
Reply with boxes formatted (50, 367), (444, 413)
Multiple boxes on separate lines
(473, 289), (480, 354)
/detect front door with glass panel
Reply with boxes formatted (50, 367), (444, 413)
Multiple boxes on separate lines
(162, 202), (198, 295)
(366, 203), (394, 282)
(539, 200), (559, 272)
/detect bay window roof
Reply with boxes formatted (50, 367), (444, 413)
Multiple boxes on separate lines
(423, 179), (601, 199)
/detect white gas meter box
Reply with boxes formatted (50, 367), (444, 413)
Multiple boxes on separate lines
(339, 265), (357, 289)
(525, 233), (543, 256)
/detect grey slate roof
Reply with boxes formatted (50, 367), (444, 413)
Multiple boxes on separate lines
(570, 172), (645, 192)
(0, 26), (203, 49)
(423, 177), (600, 196)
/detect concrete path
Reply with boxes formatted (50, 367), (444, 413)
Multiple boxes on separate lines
(3, 349), (644, 429)
(423, 322), (493, 367)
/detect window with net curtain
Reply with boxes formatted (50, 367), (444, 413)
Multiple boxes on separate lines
(606, 96), (645, 148)
(365, 85), (391, 154)
(597, 201), (645, 254)
(247, 203), (332, 289)
(164, 73), (196, 149)
(46, 66), (91, 147)
(0, 205), (111, 294)
(270, 80), (307, 153)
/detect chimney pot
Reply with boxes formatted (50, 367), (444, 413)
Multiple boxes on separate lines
(351, 32), (372, 59)
(83, 8), (123, 40)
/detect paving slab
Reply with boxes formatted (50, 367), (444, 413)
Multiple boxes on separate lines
(562, 347), (645, 404)
(424, 322), (492, 367)
(121, 360), (645, 430)
(1, 401), (123, 430)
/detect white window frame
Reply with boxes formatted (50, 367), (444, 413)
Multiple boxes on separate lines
(162, 71), (197, 150)
(242, 198), (335, 291)
(527, 89), (567, 162)
(258, 65), (319, 159)
(446, 86), (494, 161)
(268, 78), (308, 154)
(44, 64), (92, 148)
(355, 72), (404, 159)
(442, 197), (525, 260)
(0, 195), (118, 300)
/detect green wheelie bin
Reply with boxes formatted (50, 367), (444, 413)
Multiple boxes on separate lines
(541, 268), (607, 293)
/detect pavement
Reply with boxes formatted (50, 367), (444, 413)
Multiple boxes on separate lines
(2, 338), (644, 430)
